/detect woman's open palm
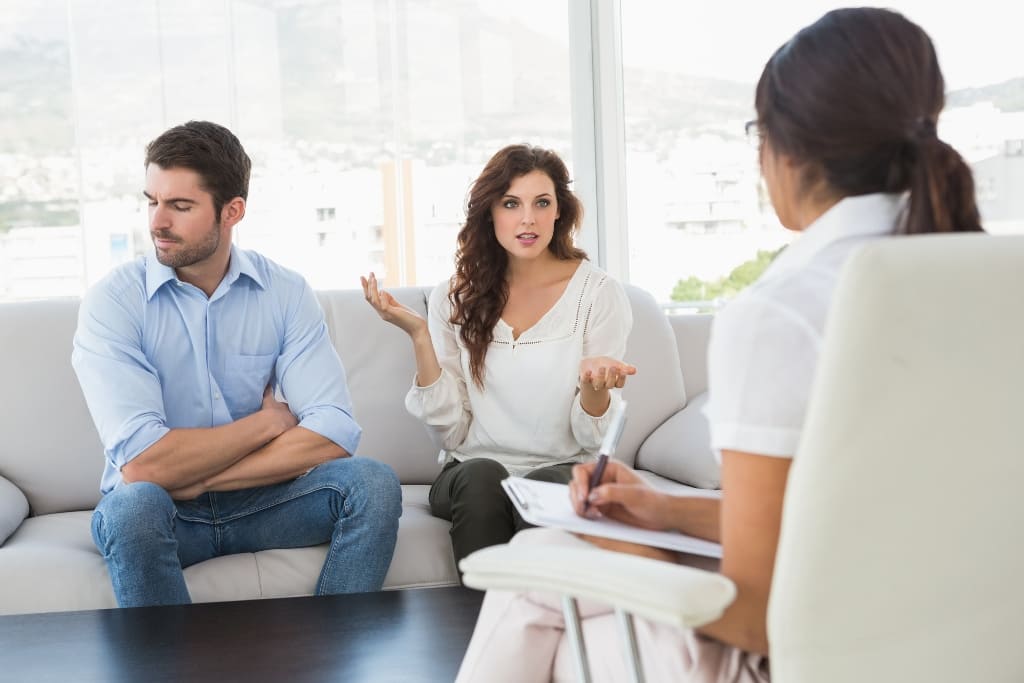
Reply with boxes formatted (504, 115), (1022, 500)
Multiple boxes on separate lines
(360, 272), (428, 337)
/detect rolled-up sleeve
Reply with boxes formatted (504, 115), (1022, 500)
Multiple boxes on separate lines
(71, 282), (171, 477)
(276, 279), (362, 455)
(571, 275), (634, 450)
(404, 282), (472, 451)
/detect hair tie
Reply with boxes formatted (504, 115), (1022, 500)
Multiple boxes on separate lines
(910, 117), (937, 144)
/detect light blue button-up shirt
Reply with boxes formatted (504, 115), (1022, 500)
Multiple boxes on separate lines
(72, 245), (361, 494)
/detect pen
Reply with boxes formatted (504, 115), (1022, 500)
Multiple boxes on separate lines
(583, 400), (628, 512)
(506, 480), (529, 511)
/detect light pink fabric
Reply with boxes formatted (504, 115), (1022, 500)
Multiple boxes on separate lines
(457, 529), (770, 683)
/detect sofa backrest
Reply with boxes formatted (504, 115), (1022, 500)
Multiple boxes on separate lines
(0, 298), (105, 516)
(317, 287), (440, 484)
(322, 283), (689, 478)
(0, 281), (688, 515)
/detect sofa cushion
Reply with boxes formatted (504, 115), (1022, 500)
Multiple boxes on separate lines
(250, 485), (457, 597)
(666, 313), (713, 397)
(617, 286), (688, 468)
(317, 288), (443, 484)
(0, 511), (116, 615)
(0, 299), (105, 516)
(0, 475), (29, 544)
(0, 486), (458, 615)
(635, 392), (720, 489)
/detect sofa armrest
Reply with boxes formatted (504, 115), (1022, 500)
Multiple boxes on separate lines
(0, 474), (29, 545)
(460, 543), (735, 629)
(635, 391), (720, 489)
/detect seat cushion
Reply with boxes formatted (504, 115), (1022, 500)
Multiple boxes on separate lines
(0, 485), (458, 616)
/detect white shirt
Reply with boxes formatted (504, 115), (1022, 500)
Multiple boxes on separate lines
(704, 193), (907, 459)
(406, 260), (633, 476)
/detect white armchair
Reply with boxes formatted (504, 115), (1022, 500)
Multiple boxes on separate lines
(461, 233), (1024, 683)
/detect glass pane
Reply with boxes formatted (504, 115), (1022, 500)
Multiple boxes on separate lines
(621, 1), (1024, 308)
(0, 0), (573, 301)
(0, 1), (79, 300)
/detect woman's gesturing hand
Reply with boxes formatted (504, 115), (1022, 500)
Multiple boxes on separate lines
(360, 272), (428, 338)
(578, 356), (636, 415)
(579, 356), (637, 392)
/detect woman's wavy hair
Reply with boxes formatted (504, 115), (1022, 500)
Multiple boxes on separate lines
(754, 8), (983, 235)
(450, 144), (586, 387)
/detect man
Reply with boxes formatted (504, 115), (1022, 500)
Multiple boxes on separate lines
(72, 121), (402, 607)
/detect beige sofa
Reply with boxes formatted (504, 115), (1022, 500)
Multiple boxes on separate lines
(0, 284), (720, 615)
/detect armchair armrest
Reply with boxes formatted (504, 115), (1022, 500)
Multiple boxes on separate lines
(460, 543), (735, 629)
(0, 474), (29, 545)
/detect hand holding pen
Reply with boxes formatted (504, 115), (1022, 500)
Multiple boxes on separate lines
(570, 459), (671, 530)
(569, 400), (627, 516)
(570, 400), (672, 530)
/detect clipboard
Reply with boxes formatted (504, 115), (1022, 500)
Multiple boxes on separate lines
(502, 477), (723, 558)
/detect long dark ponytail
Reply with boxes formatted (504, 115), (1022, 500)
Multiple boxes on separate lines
(754, 8), (983, 235)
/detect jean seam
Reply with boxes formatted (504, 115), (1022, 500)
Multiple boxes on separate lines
(215, 482), (345, 524)
(317, 489), (353, 591)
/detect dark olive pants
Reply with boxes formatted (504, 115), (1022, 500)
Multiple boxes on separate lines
(429, 458), (575, 577)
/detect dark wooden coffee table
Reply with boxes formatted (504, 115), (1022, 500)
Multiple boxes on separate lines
(0, 586), (484, 682)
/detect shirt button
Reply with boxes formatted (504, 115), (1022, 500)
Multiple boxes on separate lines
(213, 392), (222, 400)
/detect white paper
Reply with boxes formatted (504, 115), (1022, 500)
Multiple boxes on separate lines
(502, 477), (723, 558)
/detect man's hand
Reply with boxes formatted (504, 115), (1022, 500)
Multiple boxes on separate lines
(569, 459), (671, 530)
(168, 480), (207, 500)
(261, 385), (297, 437)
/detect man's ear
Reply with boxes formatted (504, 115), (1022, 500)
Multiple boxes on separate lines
(220, 197), (246, 229)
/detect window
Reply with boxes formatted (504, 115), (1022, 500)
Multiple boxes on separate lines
(0, 0), (572, 301)
(620, 1), (1024, 308)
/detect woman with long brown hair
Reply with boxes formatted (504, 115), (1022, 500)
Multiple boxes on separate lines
(455, 8), (983, 681)
(362, 144), (635, 571)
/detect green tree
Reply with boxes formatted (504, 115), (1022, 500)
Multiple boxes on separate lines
(670, 246), (785, 304)
(670, 276), (708, 302)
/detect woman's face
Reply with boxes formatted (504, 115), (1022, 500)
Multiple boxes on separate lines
(491, 170), (560, 262)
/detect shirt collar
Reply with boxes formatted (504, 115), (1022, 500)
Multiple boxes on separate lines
(762, 192), (907, 280)
(145, 244), (266, 300)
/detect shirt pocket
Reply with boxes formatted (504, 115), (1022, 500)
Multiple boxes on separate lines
(223, 353), (277, 419)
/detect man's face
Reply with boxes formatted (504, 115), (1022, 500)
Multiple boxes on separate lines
(144, 164), (224, 269)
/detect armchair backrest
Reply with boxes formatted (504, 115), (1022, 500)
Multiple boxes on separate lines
(768, 234), (1024, 682)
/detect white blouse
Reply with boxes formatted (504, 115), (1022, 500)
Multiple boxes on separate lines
(405, 260), (633, 476)
(704, 193), (907, 459)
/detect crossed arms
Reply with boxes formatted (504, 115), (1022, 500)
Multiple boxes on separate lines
(121, 386), (347, 499)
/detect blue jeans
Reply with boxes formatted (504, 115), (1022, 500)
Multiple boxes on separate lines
(91, 457), (402, 608)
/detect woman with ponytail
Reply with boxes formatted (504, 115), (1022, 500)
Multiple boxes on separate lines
(362, 144), (634, 573)
(455, 8), (983, 682)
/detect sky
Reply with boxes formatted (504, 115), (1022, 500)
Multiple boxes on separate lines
(3, 1), (1020, 92)
(618, 0), (1023, 90)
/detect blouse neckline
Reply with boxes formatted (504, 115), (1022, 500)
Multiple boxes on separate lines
(497, 260), (589, 341)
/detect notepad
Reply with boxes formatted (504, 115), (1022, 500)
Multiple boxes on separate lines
(502, 477), (723, 558)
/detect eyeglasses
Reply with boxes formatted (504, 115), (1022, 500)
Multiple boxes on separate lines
(744, 119), (764, 150)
